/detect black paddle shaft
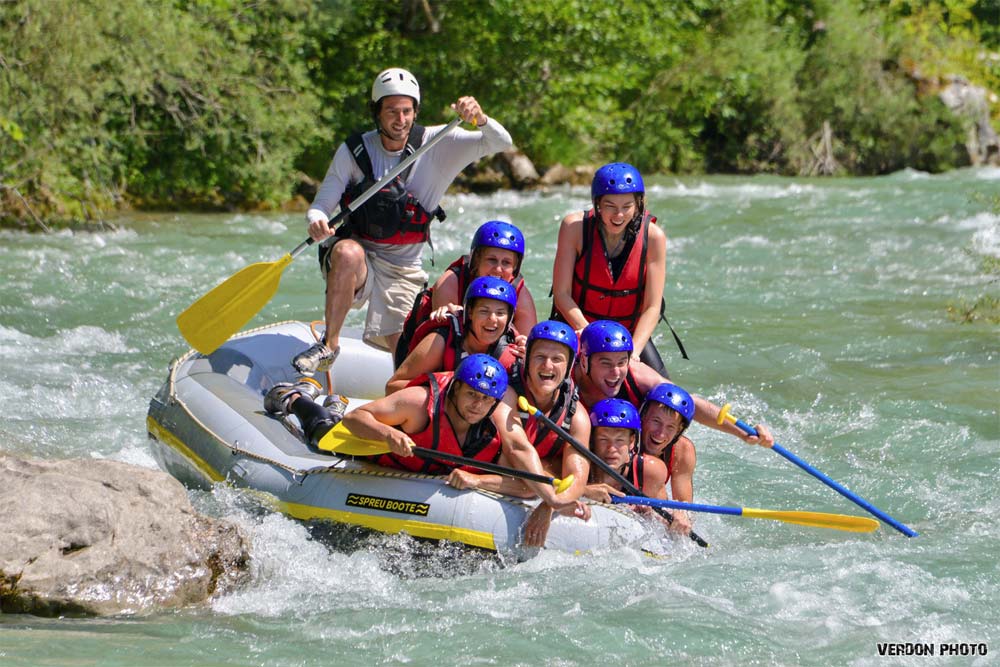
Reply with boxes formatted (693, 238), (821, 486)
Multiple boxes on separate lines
(525, 402), (709, 548)
(412, 447), (557, 485)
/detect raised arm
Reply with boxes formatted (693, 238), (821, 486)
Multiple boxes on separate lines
(690, 396), (774, 447)
(629, 361), (775, 448)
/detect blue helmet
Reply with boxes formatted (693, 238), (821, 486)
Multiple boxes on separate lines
(525, 320), (578, 381)
(642, 383), (695, 427)
(454, 353), (508, 400)
(580, 320), (633, 358)
(526, 320), (579, 359)
(471, 220), (525, 275)
(591, 162), (644, 199)
(590, 398), (641, 431)
(464, 275), (518, 315)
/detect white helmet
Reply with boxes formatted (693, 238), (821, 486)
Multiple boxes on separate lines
(371, 67), (420, 105)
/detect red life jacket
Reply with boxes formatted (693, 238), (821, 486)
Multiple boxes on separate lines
(509, 362), (578, 459)
(571, 209), (655, 331)
(621, 452), (655, 493)
(337, 124), (446, 246)
(375, 372), (501, 474)
(662, 442), (675, 481)
(403, 313), (518, 373)
(395, 255), (526, 368)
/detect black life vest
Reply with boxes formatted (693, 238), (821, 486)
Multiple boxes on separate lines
(337, 124), (445, 244)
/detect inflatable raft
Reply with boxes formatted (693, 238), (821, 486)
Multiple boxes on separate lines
(146, 321), (667, 557)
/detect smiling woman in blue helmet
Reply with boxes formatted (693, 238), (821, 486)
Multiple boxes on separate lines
(386, 276), (520, 394)
(551, 162), (671, 377)
(429, 220), (537, 333)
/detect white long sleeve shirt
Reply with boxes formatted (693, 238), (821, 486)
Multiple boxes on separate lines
(308, 118), (514, 265)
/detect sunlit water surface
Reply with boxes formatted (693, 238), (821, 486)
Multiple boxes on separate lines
(1, 168), (997, 666)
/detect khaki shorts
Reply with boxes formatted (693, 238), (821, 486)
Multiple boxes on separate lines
(321, 240), (427, 351)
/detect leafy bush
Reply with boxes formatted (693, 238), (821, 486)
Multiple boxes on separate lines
(1, 0), (995, 226)
(1, 0), (320, 222)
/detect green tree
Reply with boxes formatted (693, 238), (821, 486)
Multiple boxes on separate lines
(1, 0), (321, 225)
(2, 0), (996, 226)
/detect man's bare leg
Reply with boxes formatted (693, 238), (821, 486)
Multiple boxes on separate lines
(293, 239), (367, 374)
(322, 239), (368, 352)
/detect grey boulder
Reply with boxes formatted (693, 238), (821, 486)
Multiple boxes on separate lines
(0, 454), (249, 616)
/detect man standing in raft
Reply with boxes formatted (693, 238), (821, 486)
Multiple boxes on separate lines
(551, 162), (674, 376)
(294, 67), (513, 374)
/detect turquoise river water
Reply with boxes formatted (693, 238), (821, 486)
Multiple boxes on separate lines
(1, 168), (998, 666)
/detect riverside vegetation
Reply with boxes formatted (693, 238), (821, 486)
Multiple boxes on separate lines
(1, 0), (998, 225)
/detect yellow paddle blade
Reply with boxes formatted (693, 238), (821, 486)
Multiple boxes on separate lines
(742, 507), (880, 533)
(177, 254), (293, 354)
(317, 421), (390, 456)
(553, 474), (574, 494)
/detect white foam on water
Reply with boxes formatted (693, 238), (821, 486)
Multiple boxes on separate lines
(719, 234), (774, 249)
(887, 167), (932, 180)
(445, 188), (561, 211)
(932, 210), (999, 233)
(0, 324), (132, 360)
(210, 498), (412, 619)
(970, 217), (1000, 257)
(649, 180), (824, 201)
(973, 166), (1000, 180)
(105, 442), (160, 469)
(224, 215), (288, 235)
